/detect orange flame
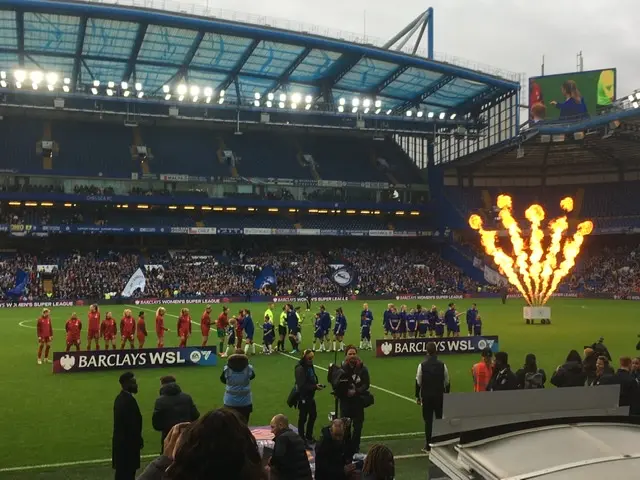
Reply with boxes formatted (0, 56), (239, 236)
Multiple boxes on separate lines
(469, 196), (593, 306)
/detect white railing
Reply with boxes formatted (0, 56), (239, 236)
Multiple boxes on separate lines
(83, 0), (523, 83)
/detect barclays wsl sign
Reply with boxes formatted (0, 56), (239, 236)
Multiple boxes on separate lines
(375, 336), (499, 357)
(52, 347), (217, 374)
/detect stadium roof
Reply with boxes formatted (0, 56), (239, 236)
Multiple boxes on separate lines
(0, 0), (519, 118)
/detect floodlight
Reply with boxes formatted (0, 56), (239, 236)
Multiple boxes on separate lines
(14, 70), (26, 82)
(364, 107), (370, 114)
(633, 102), (639, 109)
(31, 82), (38, 90)
(628, 95), (634, 102)
(121, 81), (128, 90)
(93, 79), (100, 87)
(63, 77), (70, 85)
(91, 87), (98, 95)
(386, 109), (392, 115)
(189, 85), (199, 96)
(375, 108), (381, 114)
(107, 88), (113, 96)
(62, 85), (69, 92)
(374, 99), (382, 108)
(339, 97), (346, 106)
(254, 100), (260, 107)
(352, 106), (358, 113)
(291, 102), (297, 109)
(636, 92), (640, 100)
(107, 81), (115, 88)
(0, 71), (5, 79)
(305, 103), (311, 110)
(123, 90), (130, 97)
(0, 80), (6, 88)
(30, 71), (43, 84)
(278, 101), (285, 108)
(162, 84), (171, 93)
(46, 72), (58, 85)
(405, 110), (412, 117)
(135, 82), (142, 91)
(305, 94), (312, 104)
(178, 95), (184, 102)
(338, 105), (344, 113)
(267, 92), (274, 101)
(192, 96), (198, 102)
(427, 111), (434, 118)
(279, 93), (287, 102)
(352, 98), (360, 107)
(450, 113), (457, 120)
(266, 100), (272, 108)
(439, 112), (446, 119)
(218, 97), (224, 104)
(416, 111), (423, 118)
(220, 89), (225, 97)
(291, 92), (301, 103)
(177, 84), (187, 95)
(165, 93), (172, 100)
(137, 91), (144, 98)
(363, 98), (371, 108)
(205, 96), (211, 103)
(204, 87), (213, 97)
(254, 92), (261, 100)
(15, 82), (21, 89)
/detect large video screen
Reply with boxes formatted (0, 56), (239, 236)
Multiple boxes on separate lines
(528, 69), (616, 121)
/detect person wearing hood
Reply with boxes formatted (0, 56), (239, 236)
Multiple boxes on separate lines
(314, 419), (355, 480)
(220, 349), (255, 423)
(339, 346), (371, 454)
(487, 352), (518, 391)
(551, 350), (586, 387)
(152, 376), (200, 453)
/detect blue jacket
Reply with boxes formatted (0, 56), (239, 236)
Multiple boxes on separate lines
(220, 353), (255, 407)
(244, 314), (255, 338)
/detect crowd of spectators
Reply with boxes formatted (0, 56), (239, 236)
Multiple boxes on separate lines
(569, 244), (640, 295)
(74, 185), (115, 195)
(0, 183), (64, 193)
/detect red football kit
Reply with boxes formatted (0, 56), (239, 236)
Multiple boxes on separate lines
(201, 311), (212, 336)
(156, 315), (167, 336)
(101, 318), (117, 340)
(37, 316), (53, 342)
(87, 311), (101, 340)
(120, 316), (136, 340)
(235, 314), (245, 348)
(177, 314), (192, 337)
(65, 318), (82, 344)
(137, 316), (147, 343)
(216, 312), (228, 330)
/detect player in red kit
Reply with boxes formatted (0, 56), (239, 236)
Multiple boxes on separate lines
(201, 305), (212, 347)
(101, 311), (117, 349)
(235, 309), (245, 349)
(137, 311), (148, 349)
(86, 304), (101, 351)
(65, 313), (82, 352)
(155, 307), (169, 348)
(120, 308), (136, 350)
(37, 308), (53, 364)
(177, 307), (192, 348)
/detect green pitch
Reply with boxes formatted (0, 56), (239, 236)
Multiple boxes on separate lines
(0, 298), (638, 479)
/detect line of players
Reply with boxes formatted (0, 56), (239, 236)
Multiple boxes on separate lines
(34, 301), (484, 364)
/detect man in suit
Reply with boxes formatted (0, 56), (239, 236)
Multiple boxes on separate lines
(112, 371), (143, 480)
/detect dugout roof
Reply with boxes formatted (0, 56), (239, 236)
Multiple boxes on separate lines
(0, 0), (519, 116)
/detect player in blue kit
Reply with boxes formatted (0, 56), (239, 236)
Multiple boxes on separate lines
(383, 303), (393, 338)
(406, 307), (418, 338)
(262, 316), (275, 354)
(389, 306), (402, 339)
(466, 304), (478, 336)
(243, 309), (256, 356)
(312, 312), (324, 352)
(416, 305), (429, 338)
(332, 307), (347, 352)
(361, 303), (374, 330)
(473, 315), (482, 336)
(427, 305), (438, 337)
(398, 305), (408, 338)
(435, 311), (445, 338)
(445, 303), (462, 337)
(224, 318), (237, 357)
(319, 305), (332, 351)
(360, 310), (373, 350)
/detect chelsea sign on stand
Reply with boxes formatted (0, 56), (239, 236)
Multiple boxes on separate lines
(52, 346), (217, 374)
(376, 336), (499, 357)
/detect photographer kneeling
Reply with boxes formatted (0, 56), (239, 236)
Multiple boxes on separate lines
(331, 345), (372, 455)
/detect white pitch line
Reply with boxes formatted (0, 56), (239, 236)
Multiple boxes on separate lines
(130, 305), (417, 404)
(0, 431), (425, 472)
(18, 319), (66, 332)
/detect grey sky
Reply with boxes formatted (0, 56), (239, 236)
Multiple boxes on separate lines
(180, 0), (638, 97)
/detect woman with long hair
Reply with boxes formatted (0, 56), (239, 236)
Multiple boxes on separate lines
(295, 349), (323, 448)
(515, 353), (546, 389)
(362, 443), (395, 480)
(220, 349), (255, 424)
(165, 408), (266, 480)
(551, 350), (586, 387)
(550, 80), (588, 119)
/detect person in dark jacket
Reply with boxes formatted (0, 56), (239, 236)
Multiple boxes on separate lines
(152, 376), (200, 453)
(583, 348), (598, 385)
(268, 414), (312, 480)
(551, 350), (586, 387)
(112, 372), (143, 480)
(593, 355), (615, 386)
(415, 341), (449, 453)
(598, 356), (640, 415)
(339, 346), (371, 455)
(295, 350), (324, 448)
(314, 419), (356, 480)
(220, 350), (255, 423)
(138, 422), (189, 480)
(488, 352), (518, 391)
(515, 353), (546, 389)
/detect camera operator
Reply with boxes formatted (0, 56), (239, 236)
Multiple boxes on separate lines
(336, 346), (371, 455)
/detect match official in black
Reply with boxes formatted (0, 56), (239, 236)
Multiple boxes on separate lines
(112, 372), (143, 480)
(415, 342), (450, 454)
